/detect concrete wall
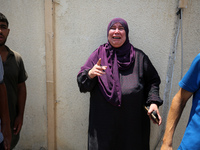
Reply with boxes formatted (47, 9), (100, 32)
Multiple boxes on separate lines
(1, 0), (200, 150)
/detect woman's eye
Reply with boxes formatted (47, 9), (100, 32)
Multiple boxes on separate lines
(110, 27), (116, 30)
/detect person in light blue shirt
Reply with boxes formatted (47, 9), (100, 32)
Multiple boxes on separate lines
(161, 53), (200, 150)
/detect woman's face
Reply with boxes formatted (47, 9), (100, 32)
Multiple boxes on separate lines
(108, 22), (126, 48)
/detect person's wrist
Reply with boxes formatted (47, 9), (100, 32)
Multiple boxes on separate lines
(88, 70), (94, 79)
(1, 118), (10, 125)
(162, 137), (172, 147)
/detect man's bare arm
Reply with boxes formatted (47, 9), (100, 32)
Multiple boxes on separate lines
(0, 83), (11, 150)
(161, 88), (193, 149)
(13, 82), (27, 135)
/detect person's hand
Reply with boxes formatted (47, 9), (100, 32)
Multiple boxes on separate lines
(13, 115), (23, 135)
(160, 142), (173, 150)
(1, 123), (11, 150)
(147, 103), (162, 125)
(88, 58), (107, 79)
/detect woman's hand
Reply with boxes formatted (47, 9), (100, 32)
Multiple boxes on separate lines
(88, 58), (107, 79)
(148, 103), (162, 125)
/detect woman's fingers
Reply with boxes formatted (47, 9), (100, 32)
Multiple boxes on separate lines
(97, 58), (101, 66)
(88, 59), (107, 79)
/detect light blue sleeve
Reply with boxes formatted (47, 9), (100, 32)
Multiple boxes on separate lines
(179, 53), (200, 92)
(0, 56), (4, 84)
(0, 120), (3, 143)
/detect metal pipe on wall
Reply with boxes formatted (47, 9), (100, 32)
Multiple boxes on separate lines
(45, 0), (57, 149)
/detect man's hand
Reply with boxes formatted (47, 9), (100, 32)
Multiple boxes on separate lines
(160, 142), (173, 150)
(88, 58), (107, 79)
(13, 115), (23, 135)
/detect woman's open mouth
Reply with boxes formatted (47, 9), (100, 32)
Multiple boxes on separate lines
(113, 36), (121, 39)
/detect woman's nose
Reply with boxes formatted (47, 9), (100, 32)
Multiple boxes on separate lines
(115, 28), (119, 33)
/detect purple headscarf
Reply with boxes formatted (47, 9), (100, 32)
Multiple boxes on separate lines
(79, 18), (135, 106)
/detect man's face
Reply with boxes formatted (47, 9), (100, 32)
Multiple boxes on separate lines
(0, 22), (10, 46)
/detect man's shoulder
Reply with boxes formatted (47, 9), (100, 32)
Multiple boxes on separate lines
(6, 46), (23, 61)
(8, 48), (21, 57)
(191, 53), (200, 67)
(195, 53), (200, 60)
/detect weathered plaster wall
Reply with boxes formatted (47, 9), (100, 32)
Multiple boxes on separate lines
(1, 0), (200, 150)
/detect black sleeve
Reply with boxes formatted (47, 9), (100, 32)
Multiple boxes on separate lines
(143, 55), (163, 106)
(77, 69), (98, 93)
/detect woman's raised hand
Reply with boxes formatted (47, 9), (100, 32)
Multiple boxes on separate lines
(88, 58), (107, 79)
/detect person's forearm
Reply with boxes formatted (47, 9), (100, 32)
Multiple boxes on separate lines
(17, 82), (27, 117)
(162, 88), (192, 146)
(162, 96), (184, 146)
(0, 84), (10, 124)
(77, 70), (98, 92)
(0, 83), (11, 149)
